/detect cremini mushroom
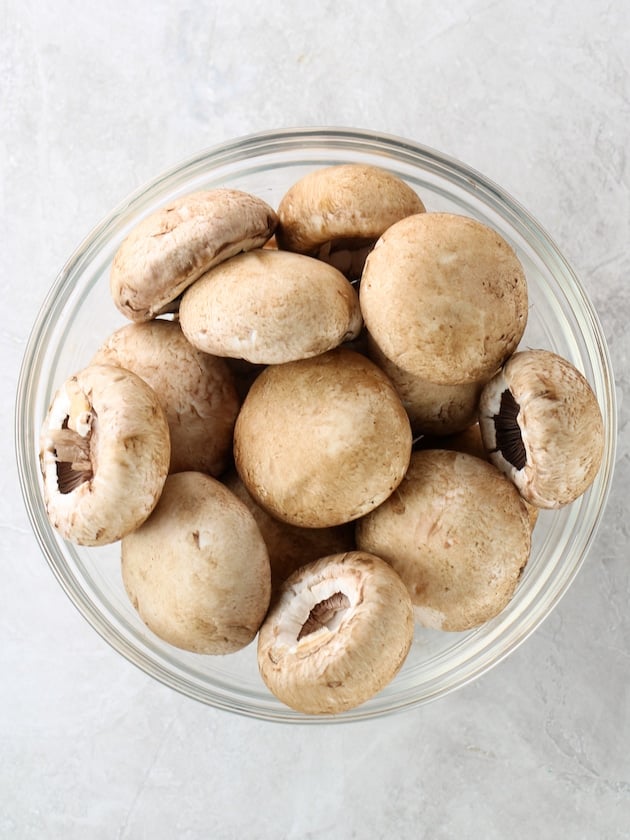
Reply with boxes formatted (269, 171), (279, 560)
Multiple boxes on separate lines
(257, 551), (414, 714)
(233, 348), (413, 528)
(360, 212), (528, 385)
(356, 449), (531, 631)
(478, 349), (605, 508)
(367, 334), (483, 436)
(121, 471), (271, 654)
(179, 249), (362, 364)
(39, 364), (170, 546)
(417, 424), (539, 531)
(276, 164), (425, 280)
(91, 319), (239, 475)
(223, 469), (355, 590)
(110, 189), (277, 322)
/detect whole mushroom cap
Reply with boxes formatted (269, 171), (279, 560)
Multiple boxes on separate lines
(478, 349), (605, 508)
(179, 249), (362, 364)
(121, 471), (271, 655)
(110, 189), (277, 322)
(276, 163), (425, 278)
(356, 449), (531, 631)
(257, 551), (414, 715)
(360, 212), (528, 385)
(91, 319), (239, 475)
(39, 364), (170, 546)
(233, 348), (413, 528)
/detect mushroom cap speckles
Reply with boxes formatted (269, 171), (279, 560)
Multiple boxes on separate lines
(178, 249), (363, 364)
(478, 349), (605, 508)
(121, 472), (271, 655)
(91, 319), (239, 475)
(233, 349), (413, 528)
(110, 189), (278, 322)
(257, 551), (414, 715)
(360, 213), (528, 385)
(355, 450), (531, 632)
(276, 164), (425, 277)
(39, 364), (170, 546)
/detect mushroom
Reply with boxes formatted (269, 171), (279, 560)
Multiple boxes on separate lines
(179, 249), (362, 364)
(39, 364), (170, 546)
(478, 349), (605, 508)
(110, 189), (277, 322)
(257, 551), (414, 714)
(276, 164), (425, 280)
(121, 471), (271, 654)
(417, 424), (539, 531)
(360, 212), (528, 385)
(223, 469), (355, 591)
(91, 319), (239, 475)
(355, 449), (531, 631)
(367, 334), (483, 436)
(233, 348), (413, 528)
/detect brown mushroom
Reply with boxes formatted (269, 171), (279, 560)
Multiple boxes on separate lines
(356, 449), (531, 631)
(257, 551), (414, 714)
(233, 348), (412, 528)
(478, 349), (605, 508)
(276, 164), (425, 280)
(179, 249), (362, 364)
(91, 319), (239, 475)
(360, 212), (528, 385)
(110, 189), (277, 322)
(121, 471), (271, 654)
(39, 364), (170, 546)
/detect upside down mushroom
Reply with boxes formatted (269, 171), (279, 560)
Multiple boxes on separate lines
(478, 349), (604, 508)
(39, 364), (170, 546)
(257, 551), (414, 715)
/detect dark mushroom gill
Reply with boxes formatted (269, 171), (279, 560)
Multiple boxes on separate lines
(298, 591), (350, 640)
(493, 389), (527, 470)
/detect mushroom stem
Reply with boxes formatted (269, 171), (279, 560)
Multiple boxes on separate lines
(493, 389), (527, 470)
(50, 427), (93, 493)
(298, 591), (350, 640)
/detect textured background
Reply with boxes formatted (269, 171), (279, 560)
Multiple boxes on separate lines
(2, 1), (629, 837)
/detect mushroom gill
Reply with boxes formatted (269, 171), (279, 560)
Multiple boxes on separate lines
(493, 389), (527, 470)
(297, 591), (351, 640)
(50, 423), (94, 494)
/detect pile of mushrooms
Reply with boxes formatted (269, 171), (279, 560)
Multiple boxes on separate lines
(39, 167), (605, 715)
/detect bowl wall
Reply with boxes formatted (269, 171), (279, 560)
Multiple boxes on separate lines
(16, 128), (616, 722)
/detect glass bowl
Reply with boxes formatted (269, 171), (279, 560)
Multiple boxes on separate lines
(16, 128), (616, 722)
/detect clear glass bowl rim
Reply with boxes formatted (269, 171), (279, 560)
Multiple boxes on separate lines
(15, 127), (617, 723)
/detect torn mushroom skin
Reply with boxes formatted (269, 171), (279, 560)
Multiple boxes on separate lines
(478, 349), (605, 508)
(40, 364), (170, 546)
